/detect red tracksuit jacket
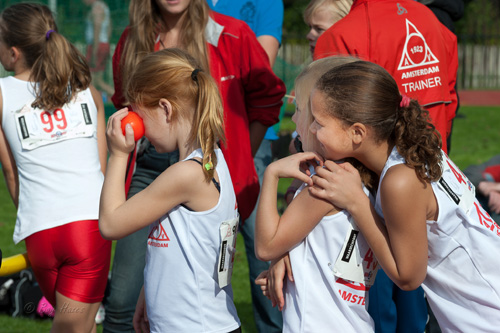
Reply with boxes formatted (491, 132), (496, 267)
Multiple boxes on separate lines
(314, 0), (458, 153)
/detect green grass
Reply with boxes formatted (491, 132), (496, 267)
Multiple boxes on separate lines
(1, 105), (500, 331)
(447, 106), (500, 168)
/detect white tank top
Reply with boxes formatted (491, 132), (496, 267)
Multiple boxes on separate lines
(144, 148), (240, 333)
(0, 77), (104, 244)
(376, 147), (500, 332)
(85, 1), (110, 44)
(283, 184), (377, 333)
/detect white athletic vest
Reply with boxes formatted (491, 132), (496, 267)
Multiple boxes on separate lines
(144, 149), (240, 333)
(0, 77), (104, 244)
(283, 184), (376, 333)
(376, 147), (500, 332)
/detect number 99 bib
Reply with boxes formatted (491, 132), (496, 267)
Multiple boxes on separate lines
(15, 94), (95, 150)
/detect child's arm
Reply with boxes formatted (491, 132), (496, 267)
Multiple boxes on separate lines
(268, 254), (293, 311)
(0, 90), (18, 208)
(310, 160), (429, 290)
(255, 152), (338, 261)
(0, 129), (18, 208)
(90, 84), (107, 173)
(99, 109), (200, 240)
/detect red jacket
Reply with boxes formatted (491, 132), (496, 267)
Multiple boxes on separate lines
(111, 12), (285, 219)
(314, 0), (458, 153)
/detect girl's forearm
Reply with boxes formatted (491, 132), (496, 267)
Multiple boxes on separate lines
(255, 167), (282, 261)
(98, 154), (129, 239)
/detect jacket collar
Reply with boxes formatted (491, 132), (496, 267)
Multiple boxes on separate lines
(205, 16), (224, 47)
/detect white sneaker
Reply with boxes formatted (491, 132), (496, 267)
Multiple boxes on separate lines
(95, 303), (105, 324)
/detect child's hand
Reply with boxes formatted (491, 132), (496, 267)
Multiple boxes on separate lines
(267, 152), (323, 186)
(106, 108), (136, 158)
(309, 160), (365, 211)
(268, 254), (293, 311)
(255, 270), (270, 300)
(133, 287), (149, 333)
(488, 190), (500, 214)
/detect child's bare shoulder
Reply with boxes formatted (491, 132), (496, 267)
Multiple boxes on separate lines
(381, 164), (430, 204)
(156, 158), (207, 187)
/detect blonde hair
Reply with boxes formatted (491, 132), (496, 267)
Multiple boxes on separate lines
(120, 0), (210, 95)
(125, 48), (225, 182)
(304, 0), (353, 26)
(295, 56), (377, 190)
(0, 3), (90, 111)
(295, 56), (354, 152)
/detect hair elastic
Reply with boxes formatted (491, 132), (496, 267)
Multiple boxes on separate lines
(400, 94), (411, 108)
(191, 68), (202, 82)
(204, 154), (213, 171)
(45, 29), (55, 40)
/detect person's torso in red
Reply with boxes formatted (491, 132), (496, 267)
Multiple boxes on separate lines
(314, 0), (458, 152)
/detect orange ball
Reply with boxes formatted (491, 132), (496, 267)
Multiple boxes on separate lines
(121, 111), (145, 141)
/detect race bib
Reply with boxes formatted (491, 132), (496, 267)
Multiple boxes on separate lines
(332, 216), (378, 286)
(15, 94), (95, 150)
(217, 216), (239, 288)
(437, 152), (475, 215)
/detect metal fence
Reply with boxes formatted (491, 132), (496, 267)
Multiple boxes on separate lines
(278, 37), (500, 91)
(458, 37), (500, 89)
(1, 0), (500, 91)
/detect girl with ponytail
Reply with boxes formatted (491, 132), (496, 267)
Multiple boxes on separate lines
(0, 3), (109, 332)
(106, 3), (284, 328)
(291, 60), (500, 331)
(100, 48), (241, 333)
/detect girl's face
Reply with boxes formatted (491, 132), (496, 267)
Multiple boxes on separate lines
(291, 95), (309, 141)
(292, 85), (323, 154)
(155, 0), (191, 17)
(309, 89), (351, 160)
(134, 104), (177, 154)
(306, 5), (340, 55)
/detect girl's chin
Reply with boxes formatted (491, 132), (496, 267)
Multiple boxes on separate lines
(319, 146), (336, 160)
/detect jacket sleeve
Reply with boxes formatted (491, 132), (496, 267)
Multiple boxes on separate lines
(445, 28), (459, 129)
(111, 28), (130, 110)
(239, 24), (285, 126)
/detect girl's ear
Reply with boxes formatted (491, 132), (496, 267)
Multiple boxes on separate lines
(349, 122), (367, 145)
(5, 46), (21, 68)
(159, 98), (173, 123)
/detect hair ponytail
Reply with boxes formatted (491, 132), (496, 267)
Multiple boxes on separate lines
(316, 61), (442, 183)
(392, 98), (442, 182)
(188, 69), (225, 181)
(31, 31), (91, 110)
(0, 3), (90, 111)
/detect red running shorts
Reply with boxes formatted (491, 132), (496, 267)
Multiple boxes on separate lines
(25, 219), (111, 306)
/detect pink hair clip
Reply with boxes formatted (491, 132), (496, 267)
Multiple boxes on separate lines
(400, 94), (411, 108)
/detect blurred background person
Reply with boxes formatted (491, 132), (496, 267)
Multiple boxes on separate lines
(84, 0), (114, 99)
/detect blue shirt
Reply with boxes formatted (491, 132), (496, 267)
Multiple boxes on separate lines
(207, 0), (284, 43)
(207, 0), (284, 140)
